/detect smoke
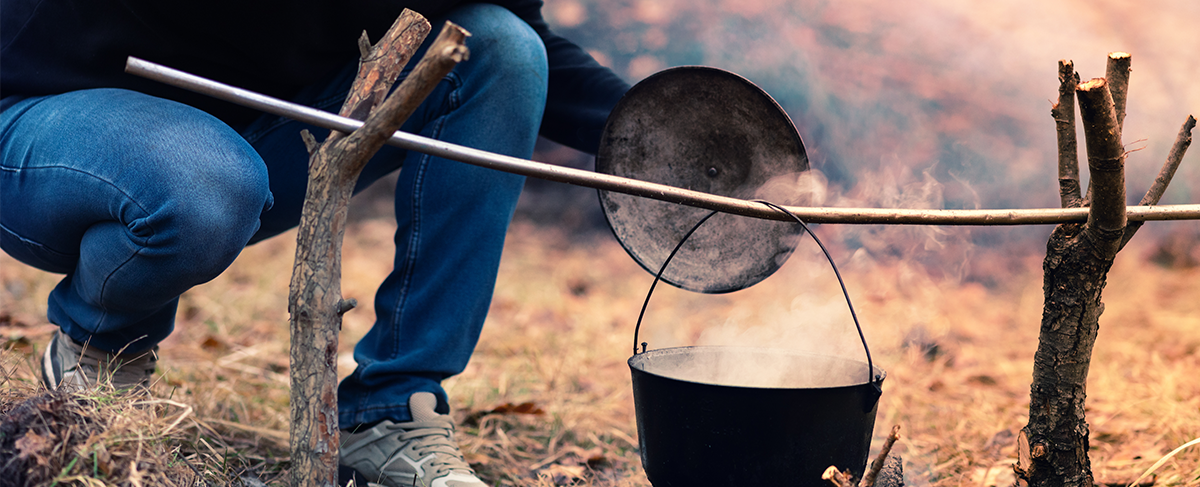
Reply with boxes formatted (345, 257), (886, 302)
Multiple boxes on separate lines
(633, 346), (878, 388)
(537, 0), (1199, 377)
(754, 170), (829, 207)
(547, 0), (1200, 244)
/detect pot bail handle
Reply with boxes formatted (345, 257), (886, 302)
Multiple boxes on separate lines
(630, 201), (881, 390)
(631, 210), (721, 356)
(756, 200), (879, 389)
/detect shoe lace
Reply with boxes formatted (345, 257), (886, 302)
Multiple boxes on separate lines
(387, 418), (474, 475)
(73, 342), (157, 387)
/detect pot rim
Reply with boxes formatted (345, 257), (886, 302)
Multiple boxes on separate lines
(628, 345), (886, 390)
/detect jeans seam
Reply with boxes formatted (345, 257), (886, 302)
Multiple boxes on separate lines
(0, 221), (78, 259)
(390, 154), (427, 359)
(2, 164), (157, 335)
(0, 164), (155, 251)
(385, 72), (461, 362)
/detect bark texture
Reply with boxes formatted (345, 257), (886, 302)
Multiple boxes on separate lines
(1054, 61), (1082, 208)
(1105, 52), (1131, 132)
(287, 11), (459, 487)
(1017, 76), (1128, 487)
(1017, 57), (1194, 487)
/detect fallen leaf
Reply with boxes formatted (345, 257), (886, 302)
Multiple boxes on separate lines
(491, 402), (545, 415)
(586, 454), (611, 469)
(15, 430), (54, 468)
(200, 335), (227, 351)
(538, 463), (587, 484)
(968, 374), (998, 386)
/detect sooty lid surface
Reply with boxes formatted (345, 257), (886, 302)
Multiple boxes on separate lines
(596, 66), (809, 293)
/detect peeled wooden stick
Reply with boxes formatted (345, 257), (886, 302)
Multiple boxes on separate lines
(1053, 60), (1083, 208)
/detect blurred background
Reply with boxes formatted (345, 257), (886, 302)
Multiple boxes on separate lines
(496, 0), (1200, 270)
(3, 2), (1197, 485)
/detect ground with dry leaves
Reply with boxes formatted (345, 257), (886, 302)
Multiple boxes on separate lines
(2, 206), (1198, 486)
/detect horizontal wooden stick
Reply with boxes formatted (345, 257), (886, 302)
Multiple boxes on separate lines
(772, 204), (1200, 226)
(125, 57), (1200, 227)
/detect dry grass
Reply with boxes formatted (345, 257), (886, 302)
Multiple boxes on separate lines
(2, 215), (1198, 486)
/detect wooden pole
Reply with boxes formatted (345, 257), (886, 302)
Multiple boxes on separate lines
(124, 57), (1200, 227)
(1016, 75), (1124, 487)
(285, 11), (475, 486)
(1015, 56), (1194, 487)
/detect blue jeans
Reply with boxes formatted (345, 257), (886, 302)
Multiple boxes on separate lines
(0, 4), (547, 426)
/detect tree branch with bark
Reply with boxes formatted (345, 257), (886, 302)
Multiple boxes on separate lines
(286, 12), (475, 486)
(1015, 53), (1194, 487)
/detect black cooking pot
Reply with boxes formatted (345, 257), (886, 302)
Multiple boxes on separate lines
(629, 346), (884, 487)
(603, 67), (887, 487)
(619, 207), (885, 486)
(621, 207), (886, 486)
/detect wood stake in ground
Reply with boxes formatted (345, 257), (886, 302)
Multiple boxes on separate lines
(286, 12), (475, 486)
(1015, 55), (1194, 487)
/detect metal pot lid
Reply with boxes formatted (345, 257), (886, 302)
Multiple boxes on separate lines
(596, 66), (809, 293)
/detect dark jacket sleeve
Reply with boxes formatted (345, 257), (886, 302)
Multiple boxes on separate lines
(493, 0), (631, 155)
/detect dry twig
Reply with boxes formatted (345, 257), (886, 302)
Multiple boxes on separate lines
(823, 465), (855, 487)
(1121, 114), (1196, 248)
(861, 425), (902, 487)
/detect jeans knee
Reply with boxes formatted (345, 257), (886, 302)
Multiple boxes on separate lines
(452, 4), (549, 91)
(128, 110), (272, 272)
(164, 169), (270, 273)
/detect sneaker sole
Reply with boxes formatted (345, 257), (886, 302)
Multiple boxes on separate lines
(42, 332), (61, 390)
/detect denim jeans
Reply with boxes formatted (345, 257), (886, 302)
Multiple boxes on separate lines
(0, 4), (547, 426)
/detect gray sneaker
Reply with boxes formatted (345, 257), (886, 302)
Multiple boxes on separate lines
(339, 392), (487, 487)
(41, 330), (157, 391)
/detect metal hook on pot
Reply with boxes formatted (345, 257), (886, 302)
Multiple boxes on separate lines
(630, 201), (882, 392)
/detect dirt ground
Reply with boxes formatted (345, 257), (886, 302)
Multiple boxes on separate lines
(2, 209), (1197, 485)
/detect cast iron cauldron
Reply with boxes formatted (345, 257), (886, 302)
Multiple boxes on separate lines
(600, 67), (886, 486)
(629, 346), (884, 487)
